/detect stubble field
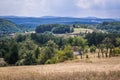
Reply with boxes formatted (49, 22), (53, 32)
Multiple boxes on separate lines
(0, 56), (120, 80)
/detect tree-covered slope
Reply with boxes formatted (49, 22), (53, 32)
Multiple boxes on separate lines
(35, 24), (73, 34)
(0, 18), (20, 34)
(97, 22), (120, 33)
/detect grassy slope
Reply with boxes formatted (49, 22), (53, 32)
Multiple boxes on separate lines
(0, 56), (120, 80)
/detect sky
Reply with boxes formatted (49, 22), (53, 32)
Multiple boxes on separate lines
(0, 0), (120, 18)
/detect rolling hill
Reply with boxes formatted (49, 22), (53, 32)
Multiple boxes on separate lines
(0, 18), (20, 34)
(0, 16), (118, 28)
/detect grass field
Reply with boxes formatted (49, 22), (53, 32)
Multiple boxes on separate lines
(73, 28), (93, 34)
(0, 56), (120, 80)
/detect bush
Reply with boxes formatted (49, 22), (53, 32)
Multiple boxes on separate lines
(90, 45), (96, 53)
(112, 47), (120, 56)
(57, 45), (74, 62)
(45, 57), (58, 64)
(0, 58), (7, 67)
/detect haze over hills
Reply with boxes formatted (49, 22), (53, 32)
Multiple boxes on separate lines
(0, 16), (119, 35)
(0, 18), (20, 34)
(0, 16), (119, 28)
(0, 18), (35, 34)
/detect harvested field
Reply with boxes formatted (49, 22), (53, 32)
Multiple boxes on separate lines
(0, 57), (120, 80)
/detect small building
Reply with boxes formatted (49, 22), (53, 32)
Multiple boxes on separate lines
(73, 51), (80, 55)
(72, 46), (80, 55)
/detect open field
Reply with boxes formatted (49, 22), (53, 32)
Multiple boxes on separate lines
(73, 28), (93, 34)
(0, 56), (120, 80)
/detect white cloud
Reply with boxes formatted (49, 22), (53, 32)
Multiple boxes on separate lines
(75, 0), (107, 9)
(0, 0), (120, 18)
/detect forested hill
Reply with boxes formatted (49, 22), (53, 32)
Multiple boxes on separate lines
(0, 18), (20, 34)
(0, 18), (35, 35)
(97, 22), (120, 33)
(0, 16), (118, 27)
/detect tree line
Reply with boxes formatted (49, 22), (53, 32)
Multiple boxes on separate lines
(0, 31), (120, 66)
(35, 24), (74, 34)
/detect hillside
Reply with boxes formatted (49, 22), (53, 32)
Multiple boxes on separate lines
(0, 18), (20, 34)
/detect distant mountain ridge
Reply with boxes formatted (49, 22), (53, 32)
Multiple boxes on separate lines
(0, 18), (20, 34)
(0, 16), (119, 28)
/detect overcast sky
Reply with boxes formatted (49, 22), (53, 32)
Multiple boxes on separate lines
(0, 0), (120, 18)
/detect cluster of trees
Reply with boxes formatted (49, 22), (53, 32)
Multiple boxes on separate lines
(0, 33), (77, 65)
(85, 32), (120, 46)
(0, 31), (120, 66)
(86, 32), (120, 58)
(35, 24), (74, 34)
(73, 22), (120, 34)
(97, 22), (120, 33)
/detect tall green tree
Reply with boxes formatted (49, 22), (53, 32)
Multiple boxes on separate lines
(5, 40), (19, 64)
(72, 36), (88, 53)
(103, 37), (111, 58)
(34, 47), (41, 59)
(38, 40), (58, 64)
(99, 44), (105, 58)
(17, 39), (37, 65)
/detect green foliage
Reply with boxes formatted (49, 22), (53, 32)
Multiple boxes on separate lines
(0, 41), (9, 58)
(66, 37), (74, 45)
(45, 57), (58, 64)
(52, 25), (71, 34)
(0, 18), (20, 34)
(5, 41), (19, 64)
(97, 22), (120, 33)
(17, 39), (37, 65)
(73, 37), (88, 46)
(35, 47), (40, 59)
(57, 45), (74, 62)
(31, 33), (66, 48)
(99, 44), (105, 57)
(116, 38), (120, 47)
(15, 34), (27, 42)
(1, 30), (120, 66)
(0, 18), (35, 36)
(85, 32), (120, 46)
(38, 40), (58, 64)
(35, 24), (72, 34)
(0, 58), (7, 67)
(17, 51), (36, 65)
(112, 47), (120, 55)
(18, 24), (35, 32)
(85, 32), (107, 46)
(90, 45), (96, 53)
(0, 39), (19, 64)
(102, 37), (112, 48)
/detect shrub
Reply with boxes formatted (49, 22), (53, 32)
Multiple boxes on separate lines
(112, 47), (120, 56)
(90, 45), (96, 53)
(57, 45), (74, 62)
(0, 58), (7, 67)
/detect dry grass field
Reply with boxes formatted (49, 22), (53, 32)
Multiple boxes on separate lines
(0, 56), (120, 80)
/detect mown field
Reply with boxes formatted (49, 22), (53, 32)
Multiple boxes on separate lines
(73, 28), (93, 34)
(0, 56), (120, 80)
